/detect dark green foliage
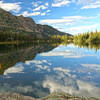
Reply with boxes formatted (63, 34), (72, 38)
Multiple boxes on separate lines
(0, 27), (35, 42)
(51, 34), (72, 42)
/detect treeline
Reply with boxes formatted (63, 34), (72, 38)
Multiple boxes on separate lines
(0, 27), (35, 42)
(0, 27), (53, 42)
(47, 30), (100, 51)
(0, 26), (70, 43)
(51, 35), (73, 42)
(72, 30), (100, 51)
(73, 30), (100, 44)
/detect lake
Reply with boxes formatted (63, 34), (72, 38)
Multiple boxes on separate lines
(0, 43), (100, 98)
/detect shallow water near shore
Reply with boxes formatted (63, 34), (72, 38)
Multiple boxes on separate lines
(0, 43), (100, 99)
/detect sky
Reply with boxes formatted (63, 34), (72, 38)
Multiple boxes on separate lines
(0, 0), (100, 35)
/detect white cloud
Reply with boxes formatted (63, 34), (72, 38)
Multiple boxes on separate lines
(47, 23), (99, 35)
(19, 2), (49, 17)
(62, 16), (95, 20)
(40, 50), (94, 58)
(32, 1), (42, 7)
(19, 11), (41, 17)
(77, 0), (94, 5)
(77, 0), (100, 9)
(0, 1), (21, 12)
(66, 24), (99, 34)
(40, 10), (51, 16)
(25, 60), (48, 65)
(4, 64), (24, 75)
(33, 2), (49, 12)
(19, 10), (50, 17)
(76, 80), (100, 97)
(40, 51), (72, 56)
(52, 0), (71, 7)
(25, 60), (51, 72)
(4, 59), (51, 77)
(81, 2), (100, 9)
(39, 18), (73, 24)
(81, 64), (100, 71)
(41, 12), (46, 16)
(45, 2), (49, 6)
(38, 16), (95, 25)
(82, 64), (100, 68)
(38, 14), (98, 34)
(33, 5), (47, 11)
(43, 74), (77, 93)
(0, 83), (34, 94)
(43, 73), (100, 98)
(32, 2), (38, 7)
(54, 67), (71, 76)
(46, 9), (51, 13)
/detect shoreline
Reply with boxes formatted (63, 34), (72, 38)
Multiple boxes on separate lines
(0, 92), (99, 100)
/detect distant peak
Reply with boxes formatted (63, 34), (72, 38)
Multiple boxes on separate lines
(18, 15), (24, 17)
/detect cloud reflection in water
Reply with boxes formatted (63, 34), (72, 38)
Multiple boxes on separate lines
(0, 44), (100, 98)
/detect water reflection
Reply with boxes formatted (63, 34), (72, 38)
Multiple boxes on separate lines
(0, 43), (56, 75)
(0, 43), (100, 98)
(73, 42), (100, 52)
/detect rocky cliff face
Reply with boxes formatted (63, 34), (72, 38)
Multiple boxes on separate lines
(0, 8), (37, 32)
(0, 8), (71, 38)
(16, 15), (37, 32)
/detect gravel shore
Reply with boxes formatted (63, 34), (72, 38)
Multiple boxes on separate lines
(0, 92), (99, 100)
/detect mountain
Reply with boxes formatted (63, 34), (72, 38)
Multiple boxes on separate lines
(0, 8), (71, 41)
(0, 8), (37, 32)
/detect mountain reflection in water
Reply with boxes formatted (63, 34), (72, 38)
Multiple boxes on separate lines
(0, 43), (56, 75)
(0, 43), (100, 98)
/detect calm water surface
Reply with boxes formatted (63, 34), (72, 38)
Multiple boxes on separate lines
(0, 43), (100, 98)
